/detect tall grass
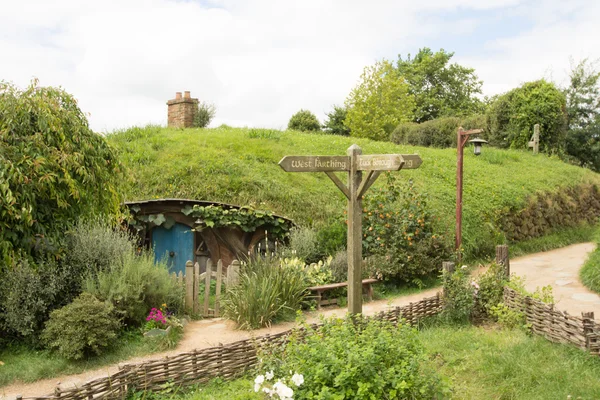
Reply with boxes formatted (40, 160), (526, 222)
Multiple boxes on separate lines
(580, 224), (600, 293)
(222, 257), (307, 329)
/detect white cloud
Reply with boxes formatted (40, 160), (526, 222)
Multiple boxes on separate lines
(0, 0), (599, 131)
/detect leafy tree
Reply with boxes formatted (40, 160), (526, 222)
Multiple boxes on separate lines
(322, 105), (350, 136)
(565, 58), (600, 129)
(193, 101), (216, 128)
(287, 109), (321, 132)
(345, 60), (415, 141)
(486, 79), (567, 153)
(397, 48), (484, 123)
(566, 117), (600, 172)
(0, 80), (123, 264)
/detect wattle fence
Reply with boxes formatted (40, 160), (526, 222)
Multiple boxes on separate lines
(21, 294), (444, 400)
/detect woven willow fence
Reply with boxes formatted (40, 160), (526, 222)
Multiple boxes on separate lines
(504, 287), (599, 356)
(24, 294), (443, 400)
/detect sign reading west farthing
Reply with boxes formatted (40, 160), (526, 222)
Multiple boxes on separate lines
(279, 146), (422, 315)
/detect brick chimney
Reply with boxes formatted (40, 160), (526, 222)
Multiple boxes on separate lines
(167, 91), (199, 128)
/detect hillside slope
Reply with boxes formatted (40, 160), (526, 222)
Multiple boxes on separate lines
(107, 125), (600, 258)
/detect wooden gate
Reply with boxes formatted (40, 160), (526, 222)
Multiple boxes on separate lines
(180, 259), (240, 317)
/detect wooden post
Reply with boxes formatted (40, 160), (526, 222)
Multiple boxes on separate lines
(347, 144), (363, 315)
(204, 259), (212, 316)
(582, 311), (595, 351)
(227, 260), (240, 287)
(528, 124), (540, 154)
(495, 245), (510, 279)
(456, 128), (465, 257)
(442, 261), (455, 275)
(193, 261), (200, 314)
(185, 260), (194, 313)
(215, 259), (223, 316)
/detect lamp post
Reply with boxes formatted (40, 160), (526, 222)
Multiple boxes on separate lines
(456, 127), (487, 259)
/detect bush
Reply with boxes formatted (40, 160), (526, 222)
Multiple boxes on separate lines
(0, 80), (122, 264)
(193, 101), (216, 128)
(486, 79), (567, 153)
(390, 114), (487, 148)
(474, 262), (508, 318)
(329, 249), (348, 283)
(287, 109), (321, 132)
(258, 315), (449, 399)
(0, 256), (77, 342)
(322, 105), (350, 136)
(581, 244), (600, 294)
(222, 257), (308, 329)
(42, 293), (120, 360)
(315, 219), (346, 257)
(362, 175), (452, 284)
(84, 250), (184, 327)
(440, 267), (476, 324)
(284, 226), (320, 263)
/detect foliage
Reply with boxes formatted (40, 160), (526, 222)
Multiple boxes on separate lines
(84, 250), (184, 327)
(486, 79), (567, 153)
(0, 255), (80, 342)
(345, 59), (415, 140)
(580, 235), (600, 294)
(107, 125), (600, 262)
(564, 58), (600, 130)
(183, 204), (292, 241)
(566, 117), (600, 172)
(287, 109), (321, 132)
(474, 262), (508, 317)
(258, 315), (449, 399)
(315, 219), (346, 257)
(489, 303), (529, 331)
(222, 256), (308, 329)
(0, 80), (123, 263)
(391, 114), (486, 148)
(41, 293), (121, 360)
(253, 371), (304, 399)
(440, 267), (476, 324)
(283, 226), (320, 263)
(193, 101), (216, 128)
(247, 128), (281, 141)
(322, 105), (350, 136)
(280, 256), (334, 287)
(362, 175), (452, 283)
(506, 275), (555, 304)
(329, 249), (348, 283)
(396, 47), (484, 122)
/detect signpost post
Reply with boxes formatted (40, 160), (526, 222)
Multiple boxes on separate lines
(279, 144), (422, 315)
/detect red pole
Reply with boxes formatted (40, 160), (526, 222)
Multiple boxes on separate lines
(456, 127), (464, 258)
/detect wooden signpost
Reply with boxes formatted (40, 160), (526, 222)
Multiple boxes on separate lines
(279, 144), (422, 315)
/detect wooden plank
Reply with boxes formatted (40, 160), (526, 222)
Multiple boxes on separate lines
(185, 261), (194, 313)
(347, 144), (363, 315)
(398, 154), (422, 169)
(193, 262), (200, 314)
(357, 170), (381, 199)
(279, 156), (349, 172)
(215, 260), (223, 316)
(204, 259), (212, 317)
(357, 154), (404, 171)
(324, 172), (350, 200)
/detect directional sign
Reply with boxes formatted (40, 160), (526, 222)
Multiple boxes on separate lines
(358, 154), (404, 171)
(278, 156), (349, 172)
(399, 154), (423, 169)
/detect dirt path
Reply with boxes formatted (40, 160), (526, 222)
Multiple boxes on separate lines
(510, 242), (599, 317)
(2, 241), (597, 399)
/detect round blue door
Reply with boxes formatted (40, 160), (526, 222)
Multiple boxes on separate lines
(152, 223), (194, 275)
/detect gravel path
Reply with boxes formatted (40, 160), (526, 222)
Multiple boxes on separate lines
(2, 241), (596, 399)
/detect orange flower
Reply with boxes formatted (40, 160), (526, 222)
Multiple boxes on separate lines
(369, 226), (373, 231)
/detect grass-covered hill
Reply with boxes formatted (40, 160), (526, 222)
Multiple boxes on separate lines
(107, 125), (600, 258)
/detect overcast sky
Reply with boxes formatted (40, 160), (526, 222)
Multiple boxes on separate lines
(1, 0), (599, 132)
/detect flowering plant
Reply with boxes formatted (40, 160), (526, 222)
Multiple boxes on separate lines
(253, 370), (303, 399)
(144, 306), (167, 331)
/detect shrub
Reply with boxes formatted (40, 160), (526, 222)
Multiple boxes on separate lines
(193, 101), (216, 128)
(315, 219), (346, 257)
(0, 256), (77, 342)
(0, 80), (122, 264)
(581, 243), (600, 294)
(287, 109), (320, 132)
(362, 175), (452, 284)
(329, 249), (348, 283)
(322, 105), (350, 136)
(440, 267), (476, 324)
(474, 262), (509, 318)
(222, 257), (308, 329)
(84, 250), (184, 327)
(258, 315), (449, 399)
(284, 226), (320, 263)
(42, 293), (120, 360)
(390, 114), (487, 148)
(486, 79), (567, 153)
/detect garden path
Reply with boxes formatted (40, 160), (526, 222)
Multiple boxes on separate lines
(1, 241), (597, 400)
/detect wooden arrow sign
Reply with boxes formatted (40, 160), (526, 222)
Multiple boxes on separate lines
(358, 154), (404, 171)
(399, 154), (422, 169)
(278, 156), (349, 172)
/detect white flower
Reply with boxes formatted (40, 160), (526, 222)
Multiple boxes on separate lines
(291, 373), (304, 387)
(461, 265), (468, 270)
(254, 375), (265, 385)
(254, 383), (261, 392)
(273, 381), (294, 398)
(266, 370), (275, 381)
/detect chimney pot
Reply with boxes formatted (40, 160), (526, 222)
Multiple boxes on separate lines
(175, 92), (182, 100)
(184, 91), (191, 99)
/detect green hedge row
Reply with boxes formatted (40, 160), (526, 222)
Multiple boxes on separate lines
(390, 115), (487, 148)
